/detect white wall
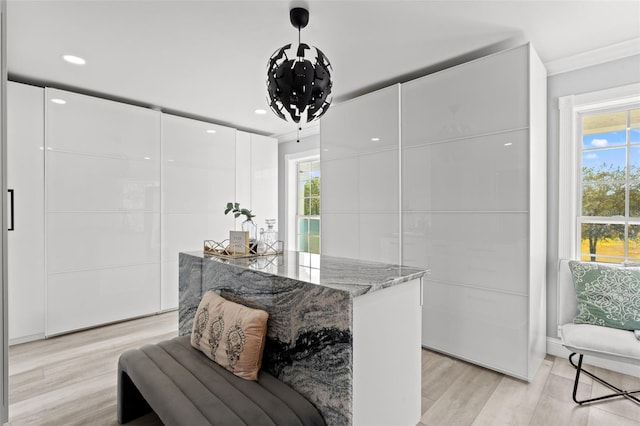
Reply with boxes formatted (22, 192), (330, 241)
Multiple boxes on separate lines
(546, 54), (640, 337)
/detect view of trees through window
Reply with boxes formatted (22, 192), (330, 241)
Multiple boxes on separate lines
(580, 107), (640, 263)
(297, 159), (320, 254)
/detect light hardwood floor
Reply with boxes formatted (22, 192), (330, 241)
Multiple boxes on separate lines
(7, 312), (640, 425)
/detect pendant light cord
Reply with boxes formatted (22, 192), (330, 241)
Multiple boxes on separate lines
(296, 26), (302, 143)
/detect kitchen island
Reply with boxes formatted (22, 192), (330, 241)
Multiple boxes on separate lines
(178, 250), (427, 426)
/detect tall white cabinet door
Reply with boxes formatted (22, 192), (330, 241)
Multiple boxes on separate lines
(234, 131), (278, 231)
(250, 134), (278, 229)
(401, 46), (529, 147)
(235, 131), (251, 209)
(45, 88), (161, 335)
(401, 44), (546, 381)
(320, 84), (400, 264)
(7, 82), (45, 344)
(161, 115), (235, 310)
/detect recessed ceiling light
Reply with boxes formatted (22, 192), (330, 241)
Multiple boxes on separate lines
(143, 156), (151, 160)
(255, 109), (267, 115)
(63, 55), (86, 65)
(51, 98), (67, 104)
(371, 137), (380, 142)
(206, 129), (217, 134)
(504, 142), (513, 146)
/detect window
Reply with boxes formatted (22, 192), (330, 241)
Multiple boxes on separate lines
(296, 159), (320, 254)
(578, 108), (640, 263)
(558, 83), (640, 264)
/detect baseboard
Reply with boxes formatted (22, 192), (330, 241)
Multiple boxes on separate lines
(547, 337), (640, 377)
(9, 333), (45, 346)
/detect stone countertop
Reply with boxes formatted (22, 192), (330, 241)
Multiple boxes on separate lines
(183, 250), (428, 297)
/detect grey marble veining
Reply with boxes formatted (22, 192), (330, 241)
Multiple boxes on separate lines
(178, 253), (203, 334)
(178, 251), (427, 425)
(185, 250), (426, 296)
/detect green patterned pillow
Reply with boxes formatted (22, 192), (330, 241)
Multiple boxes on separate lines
(568, 261), (640, 330)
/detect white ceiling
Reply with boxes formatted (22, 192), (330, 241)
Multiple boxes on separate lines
(7, 0), (640, 139)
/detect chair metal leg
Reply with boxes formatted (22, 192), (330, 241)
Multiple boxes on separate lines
(569, 352), (640, 406)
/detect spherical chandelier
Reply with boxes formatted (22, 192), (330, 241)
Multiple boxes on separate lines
(266, 7), (333, 126)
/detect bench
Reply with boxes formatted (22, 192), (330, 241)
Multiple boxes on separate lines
(557, 259), (640, 405)
(117, 336), (326, 425)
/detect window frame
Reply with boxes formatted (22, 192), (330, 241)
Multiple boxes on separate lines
(558, 83), (640, 262)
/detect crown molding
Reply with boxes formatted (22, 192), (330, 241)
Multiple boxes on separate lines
(546, 38), (640, 76)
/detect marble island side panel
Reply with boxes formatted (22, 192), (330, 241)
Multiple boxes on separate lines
(179, 252), (353, 425)
(179, 251), (428, 425)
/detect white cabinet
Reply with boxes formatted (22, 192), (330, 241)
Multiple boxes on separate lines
(8, 85), (278, 335)
(161, 114), (236, 310)
(235, 131), (278, 230)
(235, 131), (252, 209)
(320, 84), (400, 264)
(7, 82), (45, 344)
(401, 46), (529, 147)
(321, 44), (546, 381)
(45, 88), (161, 335)
(401, 44), (546, 381)
(250, 134), (278, 227)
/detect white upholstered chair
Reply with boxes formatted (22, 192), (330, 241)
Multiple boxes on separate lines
(557, 259), (640, 405)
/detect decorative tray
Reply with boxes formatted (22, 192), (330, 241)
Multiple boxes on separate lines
(203, 239), (283, 259)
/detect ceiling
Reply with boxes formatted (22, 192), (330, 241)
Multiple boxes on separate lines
(7, 0), (640, 140)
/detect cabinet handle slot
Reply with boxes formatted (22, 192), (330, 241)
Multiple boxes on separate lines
(8, 189), (14, 231)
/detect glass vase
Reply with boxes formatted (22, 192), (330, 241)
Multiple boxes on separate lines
(242, 218), (258, 253)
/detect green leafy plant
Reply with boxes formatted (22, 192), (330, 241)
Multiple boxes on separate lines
(224, 202), (255, 221)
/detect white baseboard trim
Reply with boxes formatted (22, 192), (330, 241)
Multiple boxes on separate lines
(9, 333), (45, 346)
(547, 337), (640, 377)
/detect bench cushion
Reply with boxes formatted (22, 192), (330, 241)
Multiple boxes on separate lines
(118, 336), (325, 426)
(560, 323), (640, 363)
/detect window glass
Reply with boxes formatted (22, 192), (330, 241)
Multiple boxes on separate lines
(579, 107), (640, 264)
(629, 224), (640, 262)
(582, 111), (627, 149)
(296, 159), (320, 254)
(580, 223), (625, 263)
(581, 148), (625, 180)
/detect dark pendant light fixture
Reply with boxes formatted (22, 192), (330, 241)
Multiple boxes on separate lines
(266, 7), (333, 126)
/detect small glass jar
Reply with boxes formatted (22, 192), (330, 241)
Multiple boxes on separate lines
(259, 219), (278, 254)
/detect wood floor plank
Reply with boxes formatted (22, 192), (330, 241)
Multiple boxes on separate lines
(528, 373), (591, 426)
(588, 406), (640, 426)
(9, 331), (177, 405)
(470, 357), (553, 426)
(588, 365), (640, 422)
(550, 355), (593, 386)
(421, 348), (472, 399)
(8, 312), (177, 425)
(419, 362), (502, 426)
